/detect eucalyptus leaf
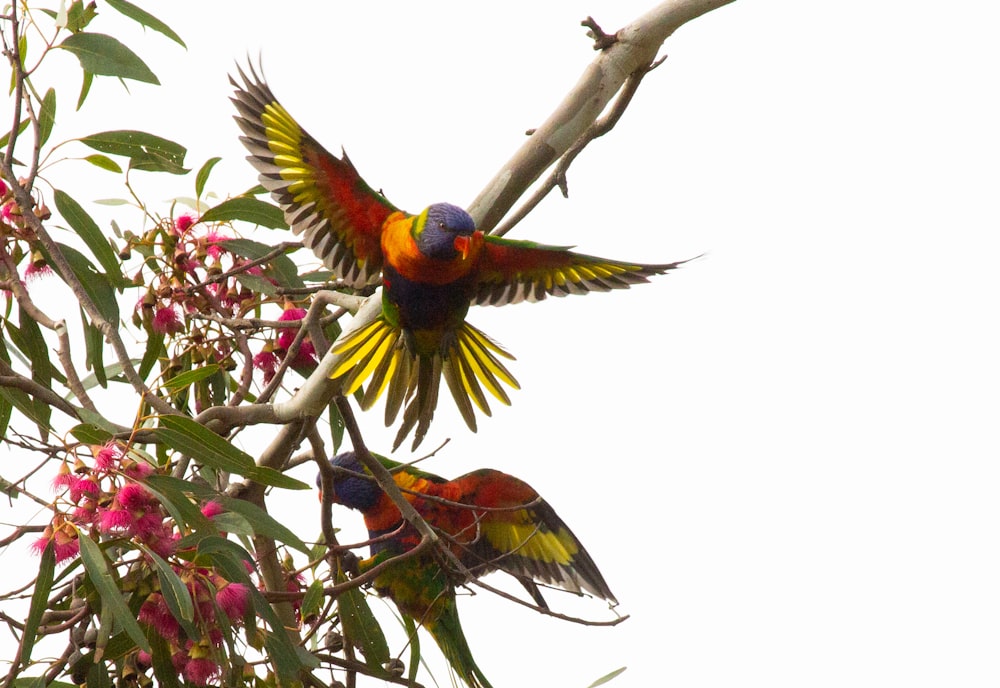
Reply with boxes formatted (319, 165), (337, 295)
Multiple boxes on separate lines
(59, 33), (159, 84)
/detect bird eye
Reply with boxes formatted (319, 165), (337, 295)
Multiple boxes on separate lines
(438, 221), (447, 230)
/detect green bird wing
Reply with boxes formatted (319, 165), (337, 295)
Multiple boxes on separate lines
(472, 235), (689, 306)
(231, 64), (398, 287)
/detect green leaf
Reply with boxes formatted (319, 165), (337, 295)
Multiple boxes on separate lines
(86, 662), (112, 688)
(104, 0), (186, 47)
(78, 130), (186, 174)
(83, 314), (107, 387)
(16, 310), (52, 433)
(54, 190), (124, 287)
(0, 336), (38, 426)
(66, 0), (98, 32)
(20, 540), (55, 669)
(300, 579), (324, 621)
(93, 197), (130, 206)
(161, 364), (220, 390)
(147, 631), (183, 688)
(140, 545), (197, 633)
(195, 156), (221, 198)
(69, 422), (114, 445)
(215, 496), (310, 553)
(77, 70), (93, 110)
(209, 511), (254, 537)
(154, 415), (310, 490)
(142, 475), (215, 535)
(233, 272), (277, 297)
(38, 88), (56, 147)
(13, 679), (73, 688)
(77, 536), (151, 653)
(0, 120), (29, 150)
(0, 392), (11, 441)
(50, 244), (120, 326)
(339, 581), (389, 668)
(153, 415), (253, 473)
(200, 197), (288, 229)
(403, 614), (420, 684)
(83, 154), (122, 173)
(138, 330), (165, 381)
(587, 667), (628, 688)
(58, 33), (159, 84)
(195, 537), (311, 679)
(329, 399), (345, 452)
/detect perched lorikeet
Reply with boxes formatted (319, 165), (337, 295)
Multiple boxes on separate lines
(321, 451), (617, 688)
(231, 65), (688, 450)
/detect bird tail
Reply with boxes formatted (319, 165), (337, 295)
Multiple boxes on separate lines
(330, 317), (520, 451)
(424, 605), (494, 688)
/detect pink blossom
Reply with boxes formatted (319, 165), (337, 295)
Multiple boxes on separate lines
(0, 178), (7, 195)
(173, 213), (197, 236)
(31, 522), (80, 564)
(53, 538), (80, 563)
(139, 593), (180, 642)
(121, 459), (154, 481)
(132, 511), (167, 540)
(98, 505), (135, 533)
(216, 582), (250, 621)
(253, 350), (278, 383)
(203, 232), (228, 259)
(292, 339), (318, 367)
(117, 482), (153, 511)
(69, 477), (100, 503)
(152, 305), (184, 334)
(183, 657), (220, 686)
(276, 307), (307, 350)
(24, 262), (53, 283)
(72, 504), (97, 523)
(200, 501), (224, 519)
(94, 442), (122, 471)
(51, 462), (74, 490)
(1, 200), (18, 224)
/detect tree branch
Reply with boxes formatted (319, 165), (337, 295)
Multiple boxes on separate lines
(468, 0), (737, 233)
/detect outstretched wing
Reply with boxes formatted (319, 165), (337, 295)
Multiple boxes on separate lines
(448, 469), (617, 602)
(230, 64), (398, 287)
(472, 235), (688, 306)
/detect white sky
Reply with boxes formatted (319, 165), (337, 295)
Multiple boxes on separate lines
(3, 1), (1000, 687)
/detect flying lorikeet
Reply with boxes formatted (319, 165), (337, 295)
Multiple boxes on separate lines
(321, 451), (617, 688)
(231, 65), (688, 450)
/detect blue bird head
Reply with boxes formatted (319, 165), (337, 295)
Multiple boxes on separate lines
(416, 202), (476, 259)
(320, 452), (381, 512)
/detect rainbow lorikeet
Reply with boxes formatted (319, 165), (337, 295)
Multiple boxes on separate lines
(231, 65), (688, 450)
(322, 451), (616, 688)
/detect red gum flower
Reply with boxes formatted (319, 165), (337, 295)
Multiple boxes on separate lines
(200, 501), (224, 519)
(121, 459), (154, 481)
(173, 213), (197, 236)
(183, 656), (220, 686)
(31, 520), (80, 563)
(152, 305), (184, 334)
(24, 262), (54, 283)
(98, 503), (135, 534)
(216, 582), (250, 620)
(117, 482), (153, 511)
(139, 593), (180, 642)
(252, 350), (278, 383)
(94, 442), (122, 471)
(69, 477), (100, 503)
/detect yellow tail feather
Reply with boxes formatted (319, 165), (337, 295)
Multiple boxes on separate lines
(329, 317), (519, 450)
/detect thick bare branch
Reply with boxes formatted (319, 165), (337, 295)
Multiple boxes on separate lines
(468, 0), (736, 233)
